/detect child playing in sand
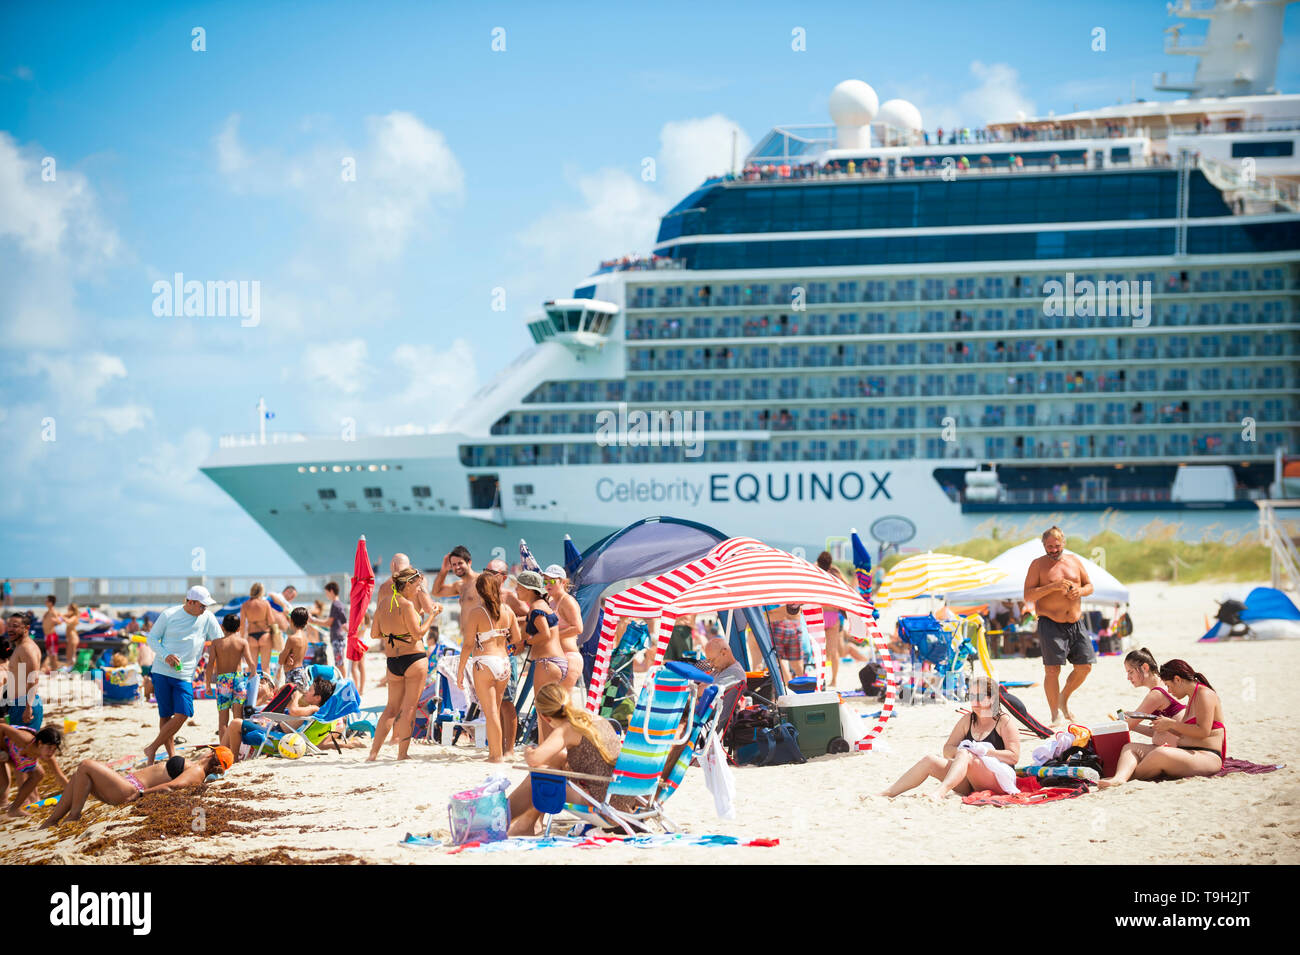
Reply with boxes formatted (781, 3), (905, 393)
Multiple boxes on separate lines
(0, 724), (67, 816)
(206, 614), (256, 738)
(279, 607), (312, 691)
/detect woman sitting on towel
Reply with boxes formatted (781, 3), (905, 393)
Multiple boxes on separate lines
(506, 683), (636, 835)
(39, 746), (233, 828)
(880, 676), (1020, 800)
(1100, 659), (1226, 788)
(1122, 647), (1184, 739)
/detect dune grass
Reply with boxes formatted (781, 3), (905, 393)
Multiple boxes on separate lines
(876, 515), (1275, 584)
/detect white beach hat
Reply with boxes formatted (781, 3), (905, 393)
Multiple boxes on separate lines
(542, 564), (568, 581)
(186, 585), (219, 606)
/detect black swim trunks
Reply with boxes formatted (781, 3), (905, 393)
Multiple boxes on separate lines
(1037, 616), (1097, 667)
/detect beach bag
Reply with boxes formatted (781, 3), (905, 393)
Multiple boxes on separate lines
(448, 779), (509, 845)
(858, 663), (884, 698)
(735, 721), (806, 767)
(1043, 741), (1104, 778)
(726, 705), (772, 753)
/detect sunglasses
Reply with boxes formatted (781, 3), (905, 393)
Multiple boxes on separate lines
(544, 577), (562, 585)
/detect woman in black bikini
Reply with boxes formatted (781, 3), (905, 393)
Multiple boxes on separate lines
(880, 676), (1020, 799)
(366, 567), (438, 762)
(513, 571), (563, 740)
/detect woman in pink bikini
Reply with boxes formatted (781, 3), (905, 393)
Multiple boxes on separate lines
(1121, 647), (1184, 739)
(1100, 659), (1226, 787)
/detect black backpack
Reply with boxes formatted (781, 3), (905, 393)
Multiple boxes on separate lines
(728, 705), (806, 767)
(859, 663), (884, 699)
(1044, 740), (1104, 777)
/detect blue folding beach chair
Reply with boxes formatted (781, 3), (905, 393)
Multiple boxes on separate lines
(244, 678), (362, 757)
(526, 666), (713, 835)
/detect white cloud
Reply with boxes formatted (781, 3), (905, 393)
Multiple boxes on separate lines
(298, 338), (368, 395)
(213, 110), (464, 264)
(657, 114), (752, 203)
(893, 61), (1036, 134)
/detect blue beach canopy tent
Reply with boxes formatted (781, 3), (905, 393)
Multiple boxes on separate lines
(568, 517), (787, 693)
(1200, 586), (1300, 641)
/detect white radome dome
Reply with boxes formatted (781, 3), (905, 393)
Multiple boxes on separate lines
(877, 98), (923, 134)
(829, 80), (879, 126)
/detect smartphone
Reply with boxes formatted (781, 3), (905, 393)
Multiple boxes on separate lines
(1122, 710), (1157, 721)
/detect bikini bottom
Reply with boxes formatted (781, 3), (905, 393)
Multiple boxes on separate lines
(387, 653), (425, 677)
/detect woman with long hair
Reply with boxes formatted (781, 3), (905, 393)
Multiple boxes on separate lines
(1121, 647), (1184, 739)
(457, 571), (520, 762)
(880, 675), (1020, 799)
(506, 682), (634, 835)
(1, 725), (66, 816)
(366, 567), (438, 762)
(40, 745), (232, 828)
(1100, 659), (1226, 787)
(514, 570), (564, 712)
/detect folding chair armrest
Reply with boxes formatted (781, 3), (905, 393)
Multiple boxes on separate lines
(509, 764), (609, 783)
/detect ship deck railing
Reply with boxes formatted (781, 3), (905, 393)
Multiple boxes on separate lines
(628, 282), (1299, 313)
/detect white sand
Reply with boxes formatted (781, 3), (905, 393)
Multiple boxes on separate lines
(3, 579), (1296, 865)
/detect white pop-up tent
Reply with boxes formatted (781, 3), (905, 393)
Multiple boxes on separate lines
(944, 538), (1130, 606)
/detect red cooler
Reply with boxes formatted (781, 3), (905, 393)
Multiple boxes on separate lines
(1088, 721), (1131, 777)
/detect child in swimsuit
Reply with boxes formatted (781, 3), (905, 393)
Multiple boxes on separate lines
(0, 725), (66, 816)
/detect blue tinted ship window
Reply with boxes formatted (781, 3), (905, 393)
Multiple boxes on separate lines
(573, 285), (595, 299)
(1231, 140), (1294, 158)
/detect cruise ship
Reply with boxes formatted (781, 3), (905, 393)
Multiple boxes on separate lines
(202, 0), (1300, 573)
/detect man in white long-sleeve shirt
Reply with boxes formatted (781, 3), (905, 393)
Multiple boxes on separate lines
(143, 586), (222, 763)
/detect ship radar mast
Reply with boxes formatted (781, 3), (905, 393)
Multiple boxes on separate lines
(1155, 0), (1297, 96)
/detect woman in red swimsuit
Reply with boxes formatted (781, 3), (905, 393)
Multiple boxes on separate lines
(1100, 659), (1225, 788)
(1121, 647), (1184, 740)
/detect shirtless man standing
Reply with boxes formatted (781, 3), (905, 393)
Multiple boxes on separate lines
(4, 613), (44, 730)
(1023, 526), (1095, 725)
(240, 583), (275, 674)
(206, 614), (256, 738)
(431, 545), (479, 630)
(40, 596), (60, 673)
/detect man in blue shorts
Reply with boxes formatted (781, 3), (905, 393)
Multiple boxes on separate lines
(143, 586), (222, 763)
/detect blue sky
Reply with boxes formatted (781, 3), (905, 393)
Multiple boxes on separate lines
(3, 0), (1298, 577)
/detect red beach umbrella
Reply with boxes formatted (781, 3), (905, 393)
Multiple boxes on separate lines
(347, 535), (375, 659)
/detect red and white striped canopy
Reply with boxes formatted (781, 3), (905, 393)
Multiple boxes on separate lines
(588, 536), (897, 751)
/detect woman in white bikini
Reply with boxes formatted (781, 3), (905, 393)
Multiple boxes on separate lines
(544, 565), (585, 699)
(457, 572), (521, 762)
(366, 567), (439, 762)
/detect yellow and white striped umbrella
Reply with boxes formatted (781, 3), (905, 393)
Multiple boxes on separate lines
(875, 553), (1008, 606)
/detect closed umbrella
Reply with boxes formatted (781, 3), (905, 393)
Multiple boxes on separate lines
(346, 536), (374, 659)
(563, 534), (582, 578)
(876, 553), (1007, 606)
(519, 538), (541, 573)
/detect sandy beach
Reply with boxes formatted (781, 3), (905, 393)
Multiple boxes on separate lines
(2, 579), (1295, 866)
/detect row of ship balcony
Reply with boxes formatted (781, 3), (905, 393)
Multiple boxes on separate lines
(525, 374), (1298, 405)
(461, 436), (1285, 468)
(492, 406), (1300, 437)
(626, 276), (1299, 311)
(625, 343), (1298, 372)
(625, 310), (1298, 341)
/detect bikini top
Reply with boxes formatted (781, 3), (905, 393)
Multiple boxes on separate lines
(963, 714), (1006, 751)
(526, 606), (559, 637)
(1150, 685), (1185, 718)
(1183, 684), (1227, 759)
(475, 608), (510, 652)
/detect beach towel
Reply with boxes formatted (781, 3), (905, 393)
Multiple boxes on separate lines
(1215, 758), (1284, 777)
(962, 776), (1090, 807)
(957, 740), (1017, 794)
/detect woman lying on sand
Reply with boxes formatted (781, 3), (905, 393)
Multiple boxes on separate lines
(507, 683), (636, 835)
(0, 725), (66, 816)
(1100, 659), (1226, 788)
(1122, 647), (1184, 738)
(880, 676), (1020, 800)
(38, 746), (233, 828)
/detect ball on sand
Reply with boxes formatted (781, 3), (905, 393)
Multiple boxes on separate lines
(278, 733), (307, 759)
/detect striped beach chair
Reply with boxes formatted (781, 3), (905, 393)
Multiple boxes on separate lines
(529, 670), (698, 835)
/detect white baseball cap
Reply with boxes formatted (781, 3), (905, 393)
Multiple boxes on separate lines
(186, 585), (219, 607)
(542, 564), (568, 581)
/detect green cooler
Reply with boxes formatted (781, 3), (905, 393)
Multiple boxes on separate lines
(776, 691), (846, 758)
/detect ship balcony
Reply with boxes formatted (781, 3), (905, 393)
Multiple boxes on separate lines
(627, 283), (1299, 317)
